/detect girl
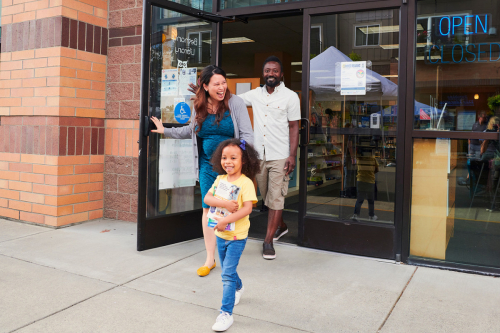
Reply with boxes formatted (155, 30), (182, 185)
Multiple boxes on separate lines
(151, 66), (253, 277)
(204, 139), (261, 332)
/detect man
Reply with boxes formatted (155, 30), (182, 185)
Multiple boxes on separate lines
(189, 56), (300, 260)
(238, 56), (300, 260)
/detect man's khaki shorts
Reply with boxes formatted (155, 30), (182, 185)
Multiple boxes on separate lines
(255, 153), (290, 210)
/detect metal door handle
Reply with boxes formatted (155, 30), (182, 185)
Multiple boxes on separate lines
(300, 118), (310, 146)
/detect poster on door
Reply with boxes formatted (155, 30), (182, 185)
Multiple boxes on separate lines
(159, 139), (196, 189)
(178, 67), (197, 96)
(340, 61), (366, 95)
(161, 69), (178, 96)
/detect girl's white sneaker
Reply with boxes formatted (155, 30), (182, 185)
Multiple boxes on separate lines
(212, 312), (234, 332)
(234, 285), (245, 305)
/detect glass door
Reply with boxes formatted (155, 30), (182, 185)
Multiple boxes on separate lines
(137, 2), (220, 251)
(301, 5), (405, 259)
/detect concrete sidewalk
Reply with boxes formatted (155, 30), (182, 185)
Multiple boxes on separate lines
(1, 218), (500, 333)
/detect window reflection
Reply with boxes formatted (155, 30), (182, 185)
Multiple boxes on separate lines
(307, 10), (399, 224)
(414, 0), (500, 131)
(411, 137), (500, 268)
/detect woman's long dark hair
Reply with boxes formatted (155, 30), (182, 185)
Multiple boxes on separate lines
(194, 65), (232, 133)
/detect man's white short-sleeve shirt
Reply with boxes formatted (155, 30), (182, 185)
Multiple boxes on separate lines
(239, 82), (301, 161)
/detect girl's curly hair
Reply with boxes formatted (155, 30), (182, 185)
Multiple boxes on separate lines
(210, 139), (261, 179)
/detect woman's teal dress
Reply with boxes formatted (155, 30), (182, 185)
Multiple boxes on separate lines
(197, 111), (234, 208)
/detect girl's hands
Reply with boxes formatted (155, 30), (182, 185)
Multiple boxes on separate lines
(211, 215), (228, 232)
(150, 116), (165, 134)
(224, 200), (238, 213)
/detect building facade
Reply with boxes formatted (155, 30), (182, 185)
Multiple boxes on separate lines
(2, 0), (500, 275)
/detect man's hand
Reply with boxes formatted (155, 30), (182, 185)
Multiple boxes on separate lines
(188, 83), (199, 95)
(224, 200), (238, 213)
(150, 116), (164, 134)
(212, 215), (229, 232)
(284, 156), (296, 176)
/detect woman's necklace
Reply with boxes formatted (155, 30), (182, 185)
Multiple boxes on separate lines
(207, 100), (217, 114)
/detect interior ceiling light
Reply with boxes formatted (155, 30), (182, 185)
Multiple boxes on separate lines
(296, 71), (302, 73)
(291, 62), (302, 66)
(416, 55), (441, 61)
(380, 43), (427, 49)
(474, 94), (479, 99)
(358, 25), (399, 34)
(204, 37), (255, 44)
(174, 22), (210, 28)
(380, 44), (399, 49)
(225, 73), (237, 76)
(382, 75), (398, 78)
(222, 37), (255, 44)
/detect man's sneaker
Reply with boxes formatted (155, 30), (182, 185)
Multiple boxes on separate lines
(234, 285), (245, 305)
(263, 242), (276, 260)
(273, 224), (288, 241)
(351, 214), (358, 220)
(369, 215), (378, 221)
(212, 312), (233, 332)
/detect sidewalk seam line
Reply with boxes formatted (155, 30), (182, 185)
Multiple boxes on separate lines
(8, 249), (206, 333)
(376, 266), (418, 333)
(9, 285), (119, 333)
(121, 284), (313, 333)
(0, 230), (55, 244)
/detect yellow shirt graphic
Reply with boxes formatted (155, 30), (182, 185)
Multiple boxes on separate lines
(210, 174), (257, 240)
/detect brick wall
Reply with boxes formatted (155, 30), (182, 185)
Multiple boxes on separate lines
(103, 0), (142, 222)
(0, 0), (110, 226)
(103, 119), (139, 221)
(0, 116), (105, 226)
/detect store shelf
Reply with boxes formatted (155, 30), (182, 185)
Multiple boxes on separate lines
(307, 165), (341, 172)
(308, 154), (342, 158)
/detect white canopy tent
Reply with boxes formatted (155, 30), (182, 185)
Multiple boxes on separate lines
(309, 46), (398, 102)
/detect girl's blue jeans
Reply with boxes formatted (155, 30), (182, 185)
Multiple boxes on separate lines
(216, 236), (247, 315)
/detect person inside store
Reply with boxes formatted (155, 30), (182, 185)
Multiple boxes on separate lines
(150, 65), (254, 277)
(460, 111), (488, 186)
(189, 56), (300, 260)
(470, 117), (500, 200)
(481, 117), (500, 210)
(351, 148), (379, 221)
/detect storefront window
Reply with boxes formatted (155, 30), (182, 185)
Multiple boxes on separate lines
(410, 137), (500, 268)
(306, 9), (400, 224)
(146, 6), (215, 217)
(414, 0), (500, 131)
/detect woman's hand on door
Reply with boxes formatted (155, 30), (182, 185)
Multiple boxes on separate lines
(150, 116), (165, 134)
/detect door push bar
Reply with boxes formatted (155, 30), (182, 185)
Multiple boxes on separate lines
(300, 117), (310, 146)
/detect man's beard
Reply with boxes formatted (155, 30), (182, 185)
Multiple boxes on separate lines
(265, 76), (280, 88)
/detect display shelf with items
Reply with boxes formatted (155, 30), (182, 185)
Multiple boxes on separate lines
(308, 98), (398, 189)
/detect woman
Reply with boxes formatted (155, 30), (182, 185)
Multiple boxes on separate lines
(151, 65), (253, 277)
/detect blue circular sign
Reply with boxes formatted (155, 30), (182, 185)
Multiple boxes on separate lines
(174, 102), (191, 124)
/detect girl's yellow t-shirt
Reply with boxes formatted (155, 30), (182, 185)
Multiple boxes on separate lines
(209, 174), (257, 240)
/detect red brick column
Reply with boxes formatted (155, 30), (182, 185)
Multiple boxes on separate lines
(0, 0), (109, 226)
(103, 0), (142, 222)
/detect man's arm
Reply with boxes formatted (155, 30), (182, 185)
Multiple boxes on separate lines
(238, 90), (253, 107)
(284, 120), (299, 176)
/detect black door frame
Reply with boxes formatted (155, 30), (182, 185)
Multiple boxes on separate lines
(137, 0), (222, 251)
(138, 0), (409, 257)
(297, 0), (406, 260)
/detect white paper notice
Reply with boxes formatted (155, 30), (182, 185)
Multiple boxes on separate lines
(178, 67), (197, 96)
(340, 61), (366, 95)
(161, 69), (178, 96)
(159, 139), (196, 189)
